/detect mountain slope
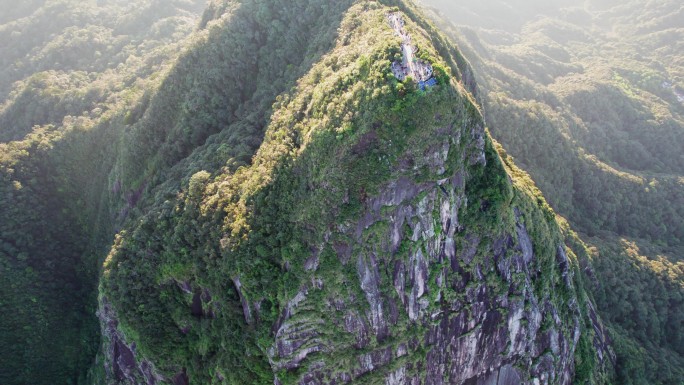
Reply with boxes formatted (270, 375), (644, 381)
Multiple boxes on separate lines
(419, 0), (684, 383)
(0, 1), (206, 384)
(0, 0), (206, 143)
(0, 1), (616, 384)
(99, 1), (612, 384)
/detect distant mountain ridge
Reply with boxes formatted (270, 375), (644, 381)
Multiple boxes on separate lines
(421, 0), (684, 383)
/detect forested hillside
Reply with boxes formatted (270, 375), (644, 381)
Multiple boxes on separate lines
(420, 0), (684, 383)
(1, 0), (678, 384)
(0, 1), (205, 383)
(96, 1), (614, 384)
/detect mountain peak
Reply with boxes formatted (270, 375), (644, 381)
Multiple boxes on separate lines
(97, 2), (611, 384)
(0, 1), (617, 384)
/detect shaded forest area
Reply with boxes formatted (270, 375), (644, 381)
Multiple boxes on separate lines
(0, 0), (205, 382)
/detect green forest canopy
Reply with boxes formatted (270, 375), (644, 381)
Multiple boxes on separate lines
(421, 0), (684, 383)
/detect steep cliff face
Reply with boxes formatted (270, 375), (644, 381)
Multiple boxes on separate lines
(97, 1), (613, 384)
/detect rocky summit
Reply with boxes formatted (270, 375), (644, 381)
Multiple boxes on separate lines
(96, 1), (612, 384)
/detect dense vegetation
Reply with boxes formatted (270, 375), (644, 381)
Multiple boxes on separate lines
(0, 1), (205, 383)
(0, 0), (385, 382)
(100, 2), (610, 383)
(0, 0), (678, 384)
(422, 0), (684, 383)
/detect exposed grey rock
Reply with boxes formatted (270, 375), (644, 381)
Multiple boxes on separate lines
(469, 125), (487, 166)
(460, 233), (480, 265)
(98, 297), (166, 385)
(396, 342), (408, 357)
(407, 248), (429, 321)
(556, 246), (573, 288)
(357, 253), (389, 339)
(171, 369), (188, 385)
(258, 160), (599, 384)
(190, 290), (204, 317)
(305, 254), (320, 271)
(587, 300), (616, 366)
(386, 366), (407, 385)
(175, 280), (192, 294)
(393, 259), (407, 305)
(343, 310), (370, 348)
(516, 220), (534, 266)
(497, 365), (522, 385)
(354, 347), (393, 377)
(334, 241), (352, 265)
(232, 276), (253, 324)
(101, 67), (611, 385)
